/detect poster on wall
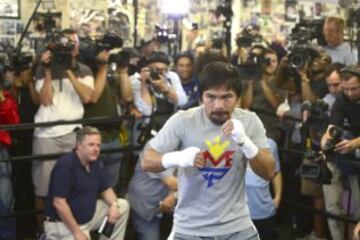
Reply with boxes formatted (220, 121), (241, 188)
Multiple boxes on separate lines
(70, 9), (106, 38)
(0, 0), (20, 19)
(285, 0), (298, 22)
(261, 0), (272, 15)
(32, 12), (62, 36)
(108, 4), (134, 47)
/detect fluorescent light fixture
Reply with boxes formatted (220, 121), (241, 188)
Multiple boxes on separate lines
(161, 0), (190, 16)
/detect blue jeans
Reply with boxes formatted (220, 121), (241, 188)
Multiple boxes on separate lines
(171, 226), (259, 240)
(0, 147), (16, 239)
(131, 210), (161, 240)
(100, 138), (122, 188)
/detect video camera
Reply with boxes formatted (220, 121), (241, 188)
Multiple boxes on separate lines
(45, 31), (76, 70)
(323, 126), (344, 153)
(236, 34), (263, 48)
(106, 50), (132, 84)
(291, 19), (325, 45)
(215, 0), (233, 19)
(235, 25), (263, 48)
(109, 50), (130, 68)
(79, 32), (123, 73)
(95, 32), (124, 52)
(287, 19), (324, 68)
(8, 52), (33, 75)
(300, 150), (332, 185)
(301, 100), (329, 129)
(155, 24), (176, 44)
(287, 45), (320, 69)
(236, 47), (270, 81)
(0, 43), (33, 76)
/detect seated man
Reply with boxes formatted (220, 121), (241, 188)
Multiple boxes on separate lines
(44, 126), (129, 240)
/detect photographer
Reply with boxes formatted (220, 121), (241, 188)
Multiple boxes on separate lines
(174, 51), (199, 109)
(274, 52), (330, 239)
(32, 29), (95, 234)
(322, 16), (357, 65)
(130, 51), (186, 145)
(316, 62), (347, 240)
(296, 51), (331, 103)
(9, 65), (40, 237)
(321, 65), (360, 239)
(83, 48), (133, 192)
(298, 52), (331, 240)
(242, 47), (284, 141)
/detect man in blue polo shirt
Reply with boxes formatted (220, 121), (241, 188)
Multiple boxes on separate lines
(44, 126), (129, 240)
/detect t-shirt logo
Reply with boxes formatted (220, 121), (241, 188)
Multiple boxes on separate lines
(199, 136), (234, 188)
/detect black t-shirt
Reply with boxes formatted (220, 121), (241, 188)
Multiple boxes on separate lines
(309, 78), (328, 99)
(329, 92), (360, 136)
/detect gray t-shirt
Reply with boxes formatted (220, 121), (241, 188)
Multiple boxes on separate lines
(127, 159), (175, 221)
(148, 106), (269, 236)
(322, 42), (357, 65)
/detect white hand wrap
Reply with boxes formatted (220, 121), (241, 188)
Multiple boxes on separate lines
(161, 147), (201, 169)
(231, 119), (259, 159)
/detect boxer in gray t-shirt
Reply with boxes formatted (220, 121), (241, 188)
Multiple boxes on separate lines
(142, 61), (276, 239)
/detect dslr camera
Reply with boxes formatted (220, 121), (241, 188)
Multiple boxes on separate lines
(149, 68), (162, 80)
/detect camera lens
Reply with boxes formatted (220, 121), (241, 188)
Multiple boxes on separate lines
(289, 53), (305, 68)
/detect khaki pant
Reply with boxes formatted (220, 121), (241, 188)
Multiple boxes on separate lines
(45, 199), (129, 240)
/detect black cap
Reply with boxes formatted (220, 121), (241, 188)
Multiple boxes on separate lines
(147, 51), (170, 65)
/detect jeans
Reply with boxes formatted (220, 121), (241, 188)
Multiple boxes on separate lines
(100, 138), (123, 188)
(131, 210), (162, 240)
(169, 226), (260, 240)
(0, 147), (16, 239)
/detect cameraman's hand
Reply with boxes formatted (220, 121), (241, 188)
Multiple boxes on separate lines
(296, 62), (309, 81)
(96, 50), (110, 67)
(276, 98), (290, 118)
(334, 139), (357, 154)
(40, 50), (52, 68)
(302, 110), (310, 123)
(150, 75), (168, 93)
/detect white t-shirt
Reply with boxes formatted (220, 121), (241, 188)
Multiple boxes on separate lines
(34, 64), (94, 138)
